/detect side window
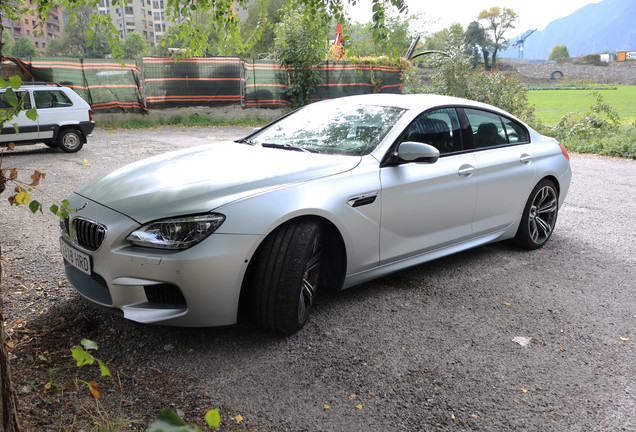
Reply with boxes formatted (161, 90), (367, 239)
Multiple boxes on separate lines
(0, 91), (32, 110)
(401, 108), (464, 155)
(502, 116), (529, 143)
(465, 109), (507, 149)
(34, 90), (73, 109)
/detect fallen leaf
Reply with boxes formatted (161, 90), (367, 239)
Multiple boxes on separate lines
(234, 414), (243, 423)
(471, 414), (478, 419)
(521, 388), (528, 393)
(619, 337), (630, 341)
(323, 404), (330, 410)
(89, 381), (100, 399)
(356, 404), (363, 410)
(348, 394), (356, 400)
(503, 302), (512, 306)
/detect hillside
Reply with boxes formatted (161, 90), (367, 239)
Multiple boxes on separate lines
(502, 0), (636, 60)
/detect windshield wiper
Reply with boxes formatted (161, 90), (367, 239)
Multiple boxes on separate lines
(261, 143), (314, 153)
(235, 137), (256, 145)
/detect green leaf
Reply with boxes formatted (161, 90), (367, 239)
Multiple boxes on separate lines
(0, 77), (7, 89)
(97, 359), (111, 377)
(26, 108), (37, 121)
(6, 89), (18, 106)
(204, 409), (221, 428)
(28, 200), (42, 214)
(49, 204), (59, 215)
(8, 76), (23, 90)
(148, 409), (202, 432)
(81, 338), (99, 351)
(70, 346), (95, 367)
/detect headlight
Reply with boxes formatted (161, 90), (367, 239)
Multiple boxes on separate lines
(127, 214), (225, 250)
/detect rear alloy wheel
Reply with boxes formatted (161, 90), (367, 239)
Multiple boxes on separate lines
(515, 179), (559, 249)
(57, 129), (83, 153)
(251, 219), (323, 334)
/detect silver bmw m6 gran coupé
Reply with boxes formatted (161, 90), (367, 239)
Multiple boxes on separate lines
(60, 94), (572, 334)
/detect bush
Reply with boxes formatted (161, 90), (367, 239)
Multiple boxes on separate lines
(574, 54), (608, 66)
(552, 92), (620, 140)
(563, 124), (636, 159)
(466, 69), (534, 121)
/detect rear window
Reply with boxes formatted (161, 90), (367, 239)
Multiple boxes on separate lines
(0, 91), (32, 110)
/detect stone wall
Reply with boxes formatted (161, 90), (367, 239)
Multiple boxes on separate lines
(502, 61), (636, 85)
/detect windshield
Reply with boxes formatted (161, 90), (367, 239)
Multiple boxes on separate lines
(248, 103), (406, 156)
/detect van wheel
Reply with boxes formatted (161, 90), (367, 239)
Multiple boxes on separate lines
(58, 129), (83, 153)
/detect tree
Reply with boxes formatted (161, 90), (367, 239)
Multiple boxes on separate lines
(347, 12), (426, 58)
(11, 36), (40, 58)
(1, 30), (13, 56)
(123, 31), (150, 59)
(478, 6), (518, 68)
(240, 0), (288, 59)
(464, 21), (491, 68)
(549, 45), (570, 61)
(274, 6), (325, 107)
(44, 5), (111, 58)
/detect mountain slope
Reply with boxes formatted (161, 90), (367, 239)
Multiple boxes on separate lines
(503, 0), (636, 60)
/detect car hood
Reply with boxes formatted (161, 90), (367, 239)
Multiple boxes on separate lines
(76, 141), (361, 223)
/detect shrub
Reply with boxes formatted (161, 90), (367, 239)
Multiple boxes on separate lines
(552, 91), (620, 140)
(466, 68), (534, 121)
(563, 124), (636, 159)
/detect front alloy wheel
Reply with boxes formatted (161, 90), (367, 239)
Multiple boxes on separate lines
(251, 219), (324, 334)
(515, 179), (559, 249)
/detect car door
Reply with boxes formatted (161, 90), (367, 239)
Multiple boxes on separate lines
(0, 90), (38, 143)
(32, 89), (75, 142)
(379, 108), (478, 264)
(463, 108), (536, 235)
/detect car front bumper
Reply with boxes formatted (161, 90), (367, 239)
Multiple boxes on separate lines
(61, 196), (260, 327)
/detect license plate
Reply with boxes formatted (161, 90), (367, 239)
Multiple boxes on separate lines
(60, 239), (92, 275)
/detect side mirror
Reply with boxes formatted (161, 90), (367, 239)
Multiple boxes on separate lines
(396, 141), (440, 164)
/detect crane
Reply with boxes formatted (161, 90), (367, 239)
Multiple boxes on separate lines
(512, 29), (536, 59)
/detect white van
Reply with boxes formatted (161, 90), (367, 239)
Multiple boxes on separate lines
(0, 83), (95, 153)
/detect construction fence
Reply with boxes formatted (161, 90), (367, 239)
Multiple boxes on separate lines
(6, 56), (403, 113)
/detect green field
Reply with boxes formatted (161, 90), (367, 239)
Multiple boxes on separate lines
(528, 85), (636, 126)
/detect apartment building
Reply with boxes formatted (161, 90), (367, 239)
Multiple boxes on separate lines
(98, 0), (177, 47)
(2, 0), (64, 53)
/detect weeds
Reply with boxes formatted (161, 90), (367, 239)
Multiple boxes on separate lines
(102, 114), (268, 130)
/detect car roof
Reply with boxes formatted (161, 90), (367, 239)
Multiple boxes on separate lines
(324, 93), (508, 115)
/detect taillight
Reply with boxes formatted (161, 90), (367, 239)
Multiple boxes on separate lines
(559, 143), (570, 160)
(89, 110), (93, 122)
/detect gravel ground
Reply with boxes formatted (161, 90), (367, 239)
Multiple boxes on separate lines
(1, 127), (635, 431)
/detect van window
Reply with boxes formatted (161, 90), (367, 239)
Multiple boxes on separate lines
(34, 90), (73, 109)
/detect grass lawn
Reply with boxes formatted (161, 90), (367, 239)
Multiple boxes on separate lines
(528, 85), (636, 126)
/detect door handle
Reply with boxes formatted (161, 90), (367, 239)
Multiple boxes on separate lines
(458, 164), (475, 177)
(520, 154), (533, 164)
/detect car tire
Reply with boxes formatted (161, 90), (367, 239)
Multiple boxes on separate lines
(251, 219), (324, 334)
(514, 179), (559, 249)
(57, 129), (83, 153)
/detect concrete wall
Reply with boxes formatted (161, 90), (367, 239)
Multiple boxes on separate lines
(503, 61), (636, 85)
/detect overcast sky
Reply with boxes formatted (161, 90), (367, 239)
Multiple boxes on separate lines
(345, 0), (603, 36)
